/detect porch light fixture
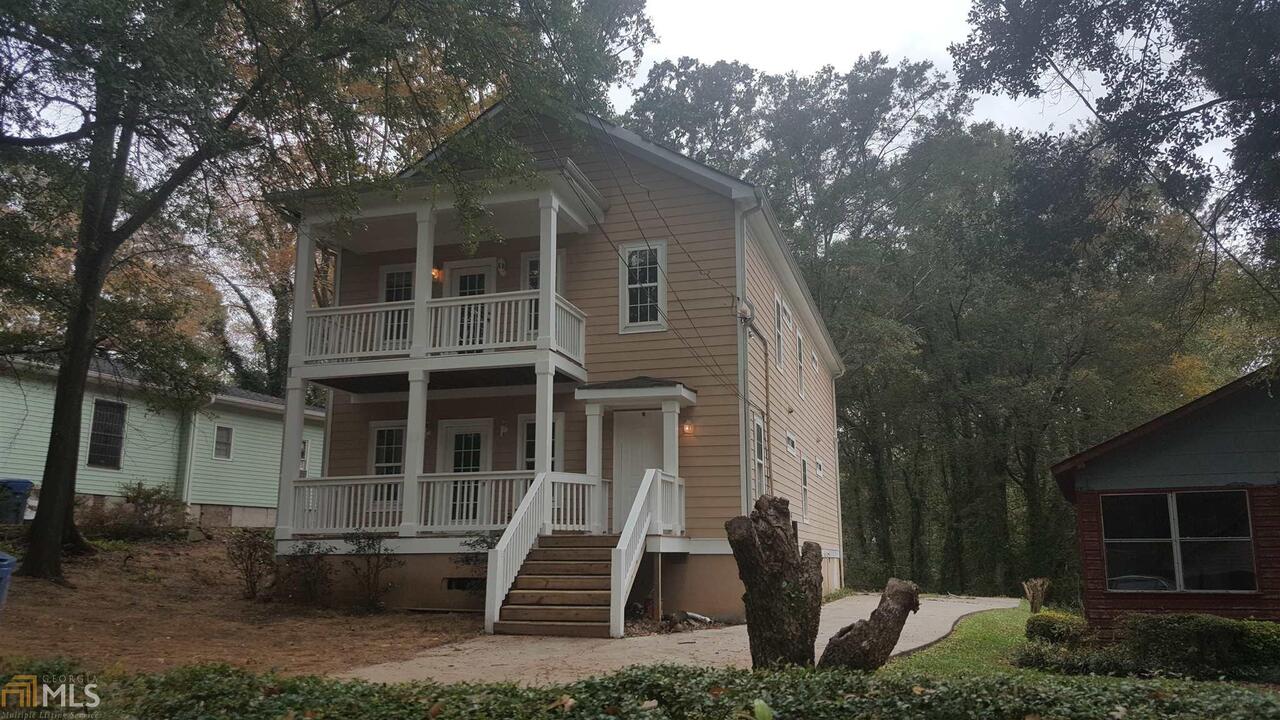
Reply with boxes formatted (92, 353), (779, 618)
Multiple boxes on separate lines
(682, 421), (694, 436)
(431, 267), (443, 283)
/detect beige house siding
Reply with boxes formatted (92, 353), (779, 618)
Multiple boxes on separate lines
(742, 229), (841, 551)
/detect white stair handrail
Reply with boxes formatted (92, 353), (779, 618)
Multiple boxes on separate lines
(609, 468), (661, 638)
(485, 472), (548, 633)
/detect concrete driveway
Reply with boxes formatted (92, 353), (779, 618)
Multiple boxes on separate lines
(339, 594), (1019, 685)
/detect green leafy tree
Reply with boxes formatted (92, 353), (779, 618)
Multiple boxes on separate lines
(0, 0), (652, 580)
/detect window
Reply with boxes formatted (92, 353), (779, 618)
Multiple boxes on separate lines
(520, 251), (566, 294)
(370, 425), (406, 475)
(801, 457), (810, 521)
(785, 433), (798, 455)
(381, 267), (414, 302)
(519, 414), (564, 471)
(797, 333), (805, 397)
(1102, 491), (1256, 592)
(213, 425), (234, 460)
(619, 241), (667, 332)
(774, 297), (784, 367)
(87, 399), (127, 469)
(752, 415), (767, 497)
(815, 458), (824, 476)
(298, 440), (309, 478)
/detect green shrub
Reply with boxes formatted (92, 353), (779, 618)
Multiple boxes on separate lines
(79, 482), (187, 540)
(341, 529), (404, 612)
(1024, 609), (1088, 646)
(1013, 640), (1135, 676)
(276, 539), (334, 605)
(1120, 613), (1280, 680)
(226, 528), (275, 599)
(79, 663), (1280, 720)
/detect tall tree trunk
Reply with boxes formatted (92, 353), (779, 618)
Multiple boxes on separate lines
(866, 437), (896, 580)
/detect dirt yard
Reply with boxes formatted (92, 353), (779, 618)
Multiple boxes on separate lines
(1, 539), (480, 675)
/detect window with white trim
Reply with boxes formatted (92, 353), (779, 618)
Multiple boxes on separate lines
(371, 426), (406, 475)
(214, 425), (234, 460)
(298, 440), (309, 478)
(752, 415), (767, 497)
(774, 297), (784, 367)
(381, 267), (413, 302)
(801, 456), (810, 521)
(815, 458), (824, 476)
(797, 332), (805, 397)
(519, 414), (564, 471)
(619, 241), (667, 332)
(87, 399), (127, 469)
(785, 433), (797, 455)
(1102, 490), (1256, 592)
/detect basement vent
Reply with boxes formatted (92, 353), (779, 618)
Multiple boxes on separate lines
(445, 577), (484, 592)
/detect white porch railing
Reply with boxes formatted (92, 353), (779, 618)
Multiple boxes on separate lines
(292, 475), (403, 533)
(609, 469), (684, 637)
(418, 471), (534, 533)
(548, 472), (599, 532)
(302, 290), (586, 365)
(303, 301), (414, 362)
(553, 296), (587, 364)
(485, 472), (548, 633)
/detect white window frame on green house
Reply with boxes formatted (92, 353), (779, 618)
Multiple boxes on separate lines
(618, 240), (667, 334)
(368, 421), (407, 476)
(1100, 489), (1257, 594)
(517, 412), (565, 471)
(86, 398), (128, 470)
(213, 424), (234, 460)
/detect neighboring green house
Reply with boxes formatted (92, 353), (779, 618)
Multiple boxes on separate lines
(0, 361), (326, 527)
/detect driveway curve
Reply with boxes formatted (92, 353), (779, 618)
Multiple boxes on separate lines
(338, 594), (1018, 685)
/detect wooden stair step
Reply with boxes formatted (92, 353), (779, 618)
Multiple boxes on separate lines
(519, 560), (610, 575)
(493, 620), (611, 638)
(513, 575), (611, 590)
(505, 589), (611, 606)
(527, 547), (611, 562)
(500, 604), (610, 623)
(538, 534), (621, 548)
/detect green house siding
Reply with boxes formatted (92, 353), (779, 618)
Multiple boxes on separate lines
(0, 374), (184, 496)
(186, 407), (324, 508)
(0, 371), (323, 508)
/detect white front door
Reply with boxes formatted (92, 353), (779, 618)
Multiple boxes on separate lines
(612, 410), (663, 529)
(445, 260), (496, 349)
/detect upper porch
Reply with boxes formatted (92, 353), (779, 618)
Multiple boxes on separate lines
(286, 160), (606, 378)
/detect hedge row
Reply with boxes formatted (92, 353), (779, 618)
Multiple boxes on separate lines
(21, 662), (1278, 720)
(1017, 611), (1280, 681)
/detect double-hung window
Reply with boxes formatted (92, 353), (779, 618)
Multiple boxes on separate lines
(797, 333), (805, 397)
(1102, 490), (1256, 592)
(371, 425), (406, 476)
(619, 241), (667, 332)
(752, 415), (767, 497)
(774, 297), (785, 367)
(87, 399), (127, 469)
(214, 425), (234, 460)
(801, 456), (810, 522)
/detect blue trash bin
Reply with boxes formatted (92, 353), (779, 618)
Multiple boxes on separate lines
(0, 479), (34, 524)
(0, 552), (15, 614)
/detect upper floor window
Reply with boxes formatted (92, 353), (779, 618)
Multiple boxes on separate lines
(785, 432), (798, 455)
(801, 456), (810, 522)
(214, 425), (234, 460)
(1102, 490), (1255, 592)
(87, 399), (127, 469)
(797, 332), (806, 397)
(381, 265), (414, 302)
(521, 251), (566, 294)
(774, 297), (785, 367)
(619, 240), (667, 333)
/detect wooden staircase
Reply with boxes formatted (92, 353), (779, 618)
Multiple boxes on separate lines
(492, 533), (619, 638)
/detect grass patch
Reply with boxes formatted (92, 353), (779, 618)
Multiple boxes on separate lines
(822, 586), (856, 603)
(881, 602), (1037, 679)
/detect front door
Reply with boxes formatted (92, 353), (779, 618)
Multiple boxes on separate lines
(612, 410), (663, 530)
(438, 420), (492, 524)
(446, 260), (495, 350)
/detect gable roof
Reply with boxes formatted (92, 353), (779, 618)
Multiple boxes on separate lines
(1050, 366), (1275, 500)
(400, 100), (844, 376)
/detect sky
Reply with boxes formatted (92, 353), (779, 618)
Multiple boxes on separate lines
(608, 0), (1096, 134)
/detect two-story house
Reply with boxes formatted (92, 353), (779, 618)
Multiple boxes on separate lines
(272, 104), (844, 638)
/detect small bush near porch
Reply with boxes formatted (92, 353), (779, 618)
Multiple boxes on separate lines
(20, 661), (1278, 720)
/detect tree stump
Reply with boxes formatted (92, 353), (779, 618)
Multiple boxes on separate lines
(725, 495), (824, 667)
(817, 578), (920, 670)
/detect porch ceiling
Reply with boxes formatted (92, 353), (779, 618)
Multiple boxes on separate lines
(314, 366), (580, 394)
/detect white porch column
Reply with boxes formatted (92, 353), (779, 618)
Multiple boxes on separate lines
(399, 368), (429, 536)
(534, 360), (555, 533)
(287, 222), (316, 363)
(411, 208), (436, 356)
(662, 400), (681, 478)
(275, 377), (306, 540)
(585, 403), (604, 532)
(537, 194), (558, 351)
